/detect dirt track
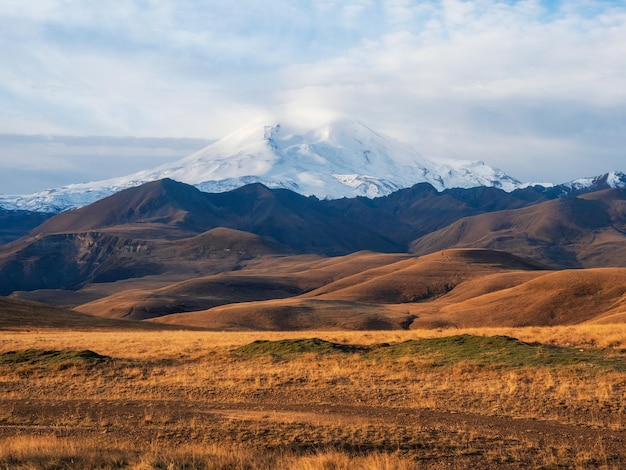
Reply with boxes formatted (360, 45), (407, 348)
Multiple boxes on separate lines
(1, 398), (624, 468)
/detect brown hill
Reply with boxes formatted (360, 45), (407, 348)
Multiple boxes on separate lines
(148, 248), (626, 330)
(0, 227), (286, 296)
(416, 268), (626, 328)
(75, 274), (303, 320)
(410, 189), (626, 268)
(30, 180), (404, 255)
(157, 265), (626, 331)
(5, 181), (626, 331)
(0, 180), (560, 297)
(31, 178), (220, 235)
(152, 298), (414, 331)
(149, 249), (553, 330)
(171, 227), (287, 258)
(303, 249), (547, 303)
(0, 232), (164, 294)
(24, 180), (552, 256)
(0, 296), (186, 330)
(73, 251), (414, 319)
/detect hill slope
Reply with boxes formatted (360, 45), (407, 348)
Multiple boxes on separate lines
(73, 251), (413, 319)
(152, 250), (626, 330)
(410, 189), (626, 268)
(1, 179), (558, 296)
(4, 182), (626, 298)
(150, 249), (550, 330)
(0, 297), (186, 330)
(428, 268), (626, 328)
(31, 178), (222, 235)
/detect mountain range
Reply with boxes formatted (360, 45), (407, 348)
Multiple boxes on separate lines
(1, 119), (626, 330)
(0, 118), (558, 213)
(2, 176), (626, 329)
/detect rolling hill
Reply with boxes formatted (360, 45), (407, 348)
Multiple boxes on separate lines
(429, 268), (626, 328)
(72, 251), (413, 319)
(0, 296), (189, 330)
(151, 249), (626, 330)
(410, 188), (626, 268)
(2, 179), (626, 331)
(0, 179), (555, 296)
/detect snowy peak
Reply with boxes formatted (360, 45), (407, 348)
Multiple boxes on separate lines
(153, 118), (454, 199)
(564, 171), (626, 192)
(2, 118), (530, 212)
(264, 123), (281, 142)
(306, 119), (392, 153)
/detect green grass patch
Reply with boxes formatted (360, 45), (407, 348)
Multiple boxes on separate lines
(368, 335), (626, 369)
(0, 349), (110, 370)
(234, 335), (626, 370)
(233, 338), (367, 358)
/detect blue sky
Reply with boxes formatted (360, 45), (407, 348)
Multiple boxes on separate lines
(1, 0), (626, 193)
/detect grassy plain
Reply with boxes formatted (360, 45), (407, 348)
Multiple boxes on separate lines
(0, 325), (625, 469)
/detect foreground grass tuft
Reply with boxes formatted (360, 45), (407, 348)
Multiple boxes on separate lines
(0, 436), (416, 470)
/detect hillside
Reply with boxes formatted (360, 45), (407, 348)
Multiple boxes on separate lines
(0, 296), (186, 330)
(421, 268), (626, 328)
(2, 181), (626, 331)
(150, 248), (624, 330)
(0, 180), (555, 296)
(301, 249), (547, 303)
(0, 225), (285, 296)
(73, 251), (413, 319)
(410, 188), (626, 268)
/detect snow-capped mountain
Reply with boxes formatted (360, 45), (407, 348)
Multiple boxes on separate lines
(0, 119), (536, 213)
(559, 171), (626, 194)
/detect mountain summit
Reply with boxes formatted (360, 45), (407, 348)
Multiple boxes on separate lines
(2, 119), (523, 212)
(140, 119), (523, 196)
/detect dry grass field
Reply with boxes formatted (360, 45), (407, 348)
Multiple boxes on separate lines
(0, 325), (625, 469)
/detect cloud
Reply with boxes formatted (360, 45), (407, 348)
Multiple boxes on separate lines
(0, 0), (390, 136)
(0, 134), (211, 194)
(276, 0), (626, 181)
(1, 0), (625, 185)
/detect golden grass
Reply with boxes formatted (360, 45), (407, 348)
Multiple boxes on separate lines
(0, 324), (624, 469)
(0, 435), (420, 470)
(2, 323), (624, 356)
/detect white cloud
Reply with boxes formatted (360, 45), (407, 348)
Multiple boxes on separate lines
(0, 0), (387, 137)
(1, 0), (625, 186)
(273, 0), (626, 181)
(0, 134), (211, 194)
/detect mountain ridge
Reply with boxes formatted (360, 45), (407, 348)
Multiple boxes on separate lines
(410, 187), (626, 268)
(3, 177), (626, 330)
(4, 178), (626, 298)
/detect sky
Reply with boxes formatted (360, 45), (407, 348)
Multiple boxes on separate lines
(1, 0), (626, 194)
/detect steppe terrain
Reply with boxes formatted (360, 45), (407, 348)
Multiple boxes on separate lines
(0, 311), (624, 469)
